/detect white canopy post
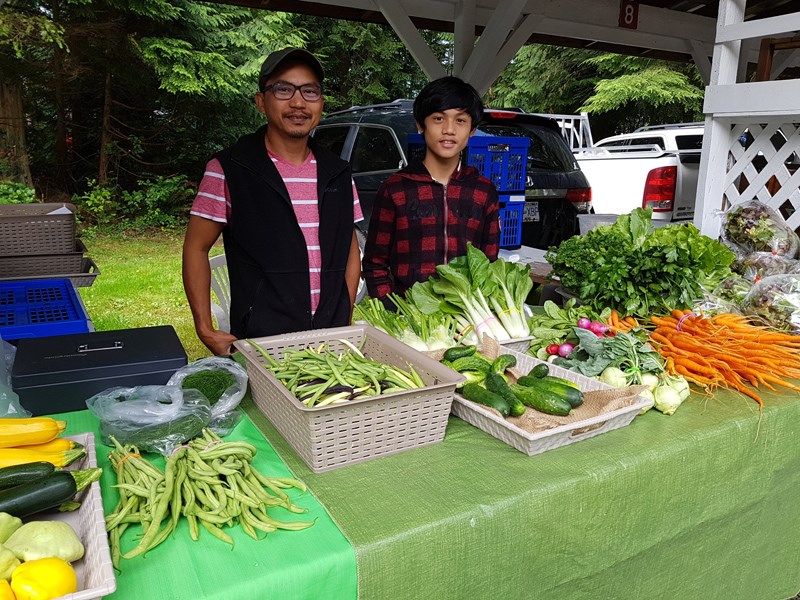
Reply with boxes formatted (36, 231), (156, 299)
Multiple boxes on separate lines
(373, 0), (447, 80)
(453, 0), (476, 77)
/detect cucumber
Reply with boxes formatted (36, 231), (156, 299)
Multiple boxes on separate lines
(485, 372), (526, 417)
(0, 468), (102, 518)
(0, 462), (55, 490)
(450, 355), (493, 374)
(510, 383), (572, 416)
(529, 363), (550, 378)
(516, 375), (584, 408)
(443, 345), (477, 362)
(461, 383), (511, 417)
(491, 354), (517, 374)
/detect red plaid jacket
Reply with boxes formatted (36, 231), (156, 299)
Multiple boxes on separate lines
(362, 160), (500, 301)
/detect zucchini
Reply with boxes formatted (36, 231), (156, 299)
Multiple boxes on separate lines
(491, 354), (517, 374)
(461, 383), (511, 417)
(443, 345), (477, 362)
(0, 468), (102, 518)
(485, 372), (526, 417)
(529, 363), (550, 378)
(510, 383), (572, 416)
(0, 462), (55, 490)
(450, 355), (492, 374)
(516, 375), (584, 408)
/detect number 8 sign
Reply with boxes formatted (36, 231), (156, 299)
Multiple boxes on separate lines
(618, 0), (639, 29)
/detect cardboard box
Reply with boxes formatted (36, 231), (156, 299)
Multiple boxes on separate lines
(11, 325), (187, 415)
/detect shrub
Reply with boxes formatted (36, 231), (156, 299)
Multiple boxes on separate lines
(0, 181), (36, 204)
(72, 179), (119, 225)
(120, 175), (196, 229)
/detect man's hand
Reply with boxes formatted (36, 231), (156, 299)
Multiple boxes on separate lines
(200, 328), (238, 356)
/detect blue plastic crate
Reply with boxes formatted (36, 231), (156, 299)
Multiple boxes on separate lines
(498, 202), (523, 249)
(0, 279), (90, 341)
(407, 134), (530, 193)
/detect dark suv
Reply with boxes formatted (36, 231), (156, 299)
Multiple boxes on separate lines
(312, 99), (592, 250)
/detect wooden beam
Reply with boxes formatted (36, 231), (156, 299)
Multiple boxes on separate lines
(460, 0), (528, 83)
(704, 79), (800, 117)
(453, 0), (476, 77)
(688, 39), (711, 85)
(716, 11), (800, 43)
(473, 13), (544, 96)
(373, 0), (447, 80)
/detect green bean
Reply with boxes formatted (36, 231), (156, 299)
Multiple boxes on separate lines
(105, 496), (139, 531)
(187, 514), (199, 541)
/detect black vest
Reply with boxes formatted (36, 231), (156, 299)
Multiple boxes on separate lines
(216, 125), (354, 338)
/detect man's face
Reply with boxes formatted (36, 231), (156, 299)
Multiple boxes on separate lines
(255, 62), (324, 140)
(418, 108), (475, 161)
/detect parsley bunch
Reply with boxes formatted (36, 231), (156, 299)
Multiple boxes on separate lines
(545, 208), (735, 317)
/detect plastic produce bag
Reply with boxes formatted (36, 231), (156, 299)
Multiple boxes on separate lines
(86, 385), (211, 455)
(734, 251), (800, 281)
(740, 274), (800, 334)
(0, 337), (30, 418)
(722, 200), (800, 257)
(167, 357), (248, 436)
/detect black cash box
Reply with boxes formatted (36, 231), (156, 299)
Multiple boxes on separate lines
(11, 325), (188, 416)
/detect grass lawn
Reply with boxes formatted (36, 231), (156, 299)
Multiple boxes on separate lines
(77, 230), (222, 361)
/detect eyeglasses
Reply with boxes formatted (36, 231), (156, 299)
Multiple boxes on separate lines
(262, 82), (322, 102)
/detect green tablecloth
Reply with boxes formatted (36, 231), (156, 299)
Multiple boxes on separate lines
(241, 386), (800, 600)
(61, 411), (357, 600)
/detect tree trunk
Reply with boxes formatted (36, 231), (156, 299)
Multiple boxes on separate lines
(98, 71), (112, 185)
(0, 80), (33, 186)
(52, 0), (70, 191)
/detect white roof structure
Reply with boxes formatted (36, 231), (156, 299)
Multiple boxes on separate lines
(210, 0), (800, 236)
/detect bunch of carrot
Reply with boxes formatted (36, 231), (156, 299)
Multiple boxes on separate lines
(649, 309), (800, 408)
(606, 310), (640, 333)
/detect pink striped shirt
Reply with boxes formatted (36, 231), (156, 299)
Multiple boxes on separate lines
(190, 153), (363, 313)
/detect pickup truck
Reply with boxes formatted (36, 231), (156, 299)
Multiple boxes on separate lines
(573, 123), (703, 222)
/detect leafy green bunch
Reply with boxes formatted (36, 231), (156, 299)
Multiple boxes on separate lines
(545, 208), (735, 317)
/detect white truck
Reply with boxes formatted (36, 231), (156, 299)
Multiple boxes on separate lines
(572, 123), (704, 224)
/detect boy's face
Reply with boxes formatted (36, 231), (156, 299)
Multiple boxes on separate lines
(418, 108), (475, 162)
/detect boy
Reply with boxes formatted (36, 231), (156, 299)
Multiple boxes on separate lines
(362, 76), (499, 305)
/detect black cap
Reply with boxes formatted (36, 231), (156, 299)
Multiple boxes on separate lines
(258, 48), (324, 91)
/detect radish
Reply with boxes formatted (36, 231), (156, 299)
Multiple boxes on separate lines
(588, 320), (609, 335)
(576, 317), (591, 329)
(558, 342), (575, 357)
(546, 343), (560, 355)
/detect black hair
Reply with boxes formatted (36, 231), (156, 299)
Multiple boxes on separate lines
(413, 76), (484, 129)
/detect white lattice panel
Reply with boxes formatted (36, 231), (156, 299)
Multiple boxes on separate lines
(720, 121), (800, 234)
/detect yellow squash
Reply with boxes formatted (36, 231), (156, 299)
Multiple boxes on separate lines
(0, 446), (86, 469)
(14, 438), (78, 454)
(0, 579), (14, 600)
(0, 418), (66, 449)
(11, 558), (77, 600)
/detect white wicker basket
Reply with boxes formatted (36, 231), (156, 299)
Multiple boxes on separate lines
(451, 347), (652, 455)
(44, 432), (117, 600)
(235, 324), (464, 473)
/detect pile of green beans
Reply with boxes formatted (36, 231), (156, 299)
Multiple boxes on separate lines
(247, 338), (426, 407)
(105, 429), (312, 568)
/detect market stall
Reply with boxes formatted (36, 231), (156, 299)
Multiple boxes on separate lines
(52, 382), (800, 600)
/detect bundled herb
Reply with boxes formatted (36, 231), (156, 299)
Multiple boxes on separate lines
(182, 369), (236, 406)
(546, 208), (735, 317)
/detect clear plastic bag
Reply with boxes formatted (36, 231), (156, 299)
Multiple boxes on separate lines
(167, 357), (248, 436)
(734, 251), (800, 281)
(721, 200), (800, 258)
(85, 385), (212, 455)
(740, 274), (800, 334)
(0, 337), (30, 418)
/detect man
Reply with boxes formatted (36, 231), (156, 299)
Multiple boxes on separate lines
(183, 48), (363, 355)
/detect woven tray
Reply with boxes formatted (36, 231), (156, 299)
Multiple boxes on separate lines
(0, 239), (87, 277)
(41, 432), (117, 600)
(1, 257), (100, 288)
(0, 203), (76, 255)
(450, 342), (652, 456)
(234, 324), (465, 473)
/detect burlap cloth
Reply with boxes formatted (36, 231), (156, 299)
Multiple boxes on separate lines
(427, 336), (647, 434)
